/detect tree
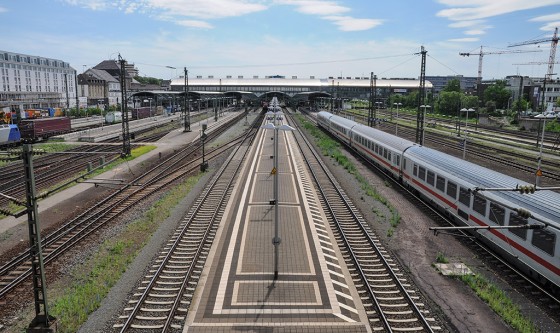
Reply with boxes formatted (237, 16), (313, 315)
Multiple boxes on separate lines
(483, 80), (511, 109)
(134, 76), (162, 85)
(404, 91), (418, 108)
(437, 91), (462, 115)
(442, 78), (461, 93)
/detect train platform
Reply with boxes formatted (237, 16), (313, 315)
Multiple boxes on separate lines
(183, 120), (371, 332)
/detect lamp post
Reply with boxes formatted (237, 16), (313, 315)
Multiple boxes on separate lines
(262, 122), (295, 280)
(200, 123), (208, 171)
(420, 104), (431, 145)
(393, 102), (402, 136)
(460, 108), (475, 159)
(534, 113), (555, 186)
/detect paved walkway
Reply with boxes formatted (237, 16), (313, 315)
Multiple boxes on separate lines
(184, 119), (371, 332)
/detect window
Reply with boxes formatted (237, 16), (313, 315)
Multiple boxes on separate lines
(532, 228), (555, 256)
(396, 155), (400, 167)
(509, 213), (527, 240)
(427, 170), (435, 186)
(489, 202), (505, 225)
(459, 187), (470, 206)
(436, 176), (445, 192)
(387, 151), (392, 162)
(472, 193), (487, 216)
(413, 164), (418, 177)
(418, 166), (426, 181)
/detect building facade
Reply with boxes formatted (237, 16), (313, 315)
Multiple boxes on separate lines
(0, 50), (77, 112)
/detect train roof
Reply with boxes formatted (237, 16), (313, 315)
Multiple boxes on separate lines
(406, 146), (560, 226)
(352, 122), (417, 152)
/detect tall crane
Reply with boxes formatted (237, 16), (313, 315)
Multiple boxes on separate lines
(510, 27), (559, 113)
(459, 46), (541, 89)
(509, 27), (559, 80)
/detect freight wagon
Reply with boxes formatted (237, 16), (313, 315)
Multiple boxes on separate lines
(19, 117), (71, 141)
(132, 107), (157, 120)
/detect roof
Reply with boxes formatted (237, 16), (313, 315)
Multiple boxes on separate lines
(86, 69), (119, 82)
(406, 145), (560, 225)
(171, 77), (432, 89)
(93, 60), (120, 71)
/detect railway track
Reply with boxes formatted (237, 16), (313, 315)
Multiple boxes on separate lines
(289, 112), (441, 332)
(0, 112), (250, 302)
(0, 144), (124, 209)
(113, 115), (260, 332)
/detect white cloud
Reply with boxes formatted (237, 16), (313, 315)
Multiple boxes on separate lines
(436, 0), (560, 21)
(0, 6), (7, 13)
(322, 16), (383, 31)
(539, 21), (560, 31)
(436, 0), (560, 38)
(148, 0), (268, 19)
(176, 20), (214, 29)
(464, 29), (486, 35)
(63, 0), (110, 11)
(448, 20), (485, 28)
(447, 37), (479, 42)
(275, 0), (349, 15)
(275, 0), (382, 31)
(529, 12), (560, 21)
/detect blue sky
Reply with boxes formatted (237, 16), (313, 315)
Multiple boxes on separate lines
(1, 0), (559, 81)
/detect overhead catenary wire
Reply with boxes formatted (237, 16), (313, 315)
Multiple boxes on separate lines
(182, 53), (415, 69)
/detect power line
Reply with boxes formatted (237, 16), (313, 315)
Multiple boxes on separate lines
(427, 54), (461, 75)
(184, 53), (415, 69)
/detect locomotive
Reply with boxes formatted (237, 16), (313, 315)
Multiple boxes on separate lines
(317, 111), (559, 292)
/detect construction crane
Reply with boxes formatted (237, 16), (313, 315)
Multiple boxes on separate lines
(510, 27), (559, 113)
(459, 46), (541, 89)
(509, 27), (559, 80)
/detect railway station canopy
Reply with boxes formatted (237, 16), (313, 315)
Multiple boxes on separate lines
(167, 76), (432, 105)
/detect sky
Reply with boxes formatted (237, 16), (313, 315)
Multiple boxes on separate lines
(1, 0), (559, 81)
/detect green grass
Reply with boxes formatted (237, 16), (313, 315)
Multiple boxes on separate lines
(47, 172), (204, 333)
(459, 274), (540, 333)
(435, 252), (449, 264)
(296, 115), (401, 236)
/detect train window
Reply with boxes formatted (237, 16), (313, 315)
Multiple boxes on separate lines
(531, 228), (555, 256)
(396, 155), (400, 167)
(383, 148), (388, 159)
(436, 176), (445, 192)
(489, 202), (505, 225)
(509, 213), (528, 240)
(403, 158), (407, 170)
(459, 187), (470, 206)
(418, 166), (426, 181)
(388, 151), (392, 162)
(413, 164), (418, 177)
(426, 170), (435, 186)
(472, 193), (487, 216)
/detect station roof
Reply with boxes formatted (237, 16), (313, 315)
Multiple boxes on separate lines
(170, 77), (432, 89)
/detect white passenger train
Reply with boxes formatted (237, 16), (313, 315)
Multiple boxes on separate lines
(317, 111), (559, 292)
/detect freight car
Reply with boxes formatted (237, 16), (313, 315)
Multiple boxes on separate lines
(19, 117), (71, 142)
(317, 111), (560, 293)
(132, 107), (156, 120)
